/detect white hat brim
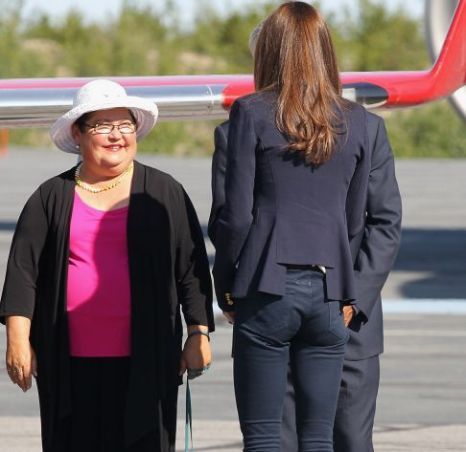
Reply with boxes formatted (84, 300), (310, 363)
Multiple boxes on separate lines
(50, 96), (158, 154)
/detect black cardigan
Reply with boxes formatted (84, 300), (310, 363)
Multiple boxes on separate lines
(0, 161), (214, 451)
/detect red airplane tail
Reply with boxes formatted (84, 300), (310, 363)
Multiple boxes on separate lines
(430, 0), (466, 95)
(341, 0), (466, 109)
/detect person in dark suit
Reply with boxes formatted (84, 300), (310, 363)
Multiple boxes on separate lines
(209, 3), (401, 452)
(331, 108), (402, 452)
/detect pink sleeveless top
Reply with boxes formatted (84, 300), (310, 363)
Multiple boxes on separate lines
(67, 193), (131, 357)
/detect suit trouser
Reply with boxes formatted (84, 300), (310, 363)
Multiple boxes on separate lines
(333, 356), (380, 452)
(233, 268), (348, 452)
(280, 355), (380, 452)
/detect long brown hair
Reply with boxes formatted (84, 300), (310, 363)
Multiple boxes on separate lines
(254, 2), (345, 165)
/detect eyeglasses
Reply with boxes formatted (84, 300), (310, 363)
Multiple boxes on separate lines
(84, 122), (137, 135)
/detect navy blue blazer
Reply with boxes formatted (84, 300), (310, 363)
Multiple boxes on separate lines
(210, 91), (401, 359)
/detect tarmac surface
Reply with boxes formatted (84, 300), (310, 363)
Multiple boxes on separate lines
(1, 147), (466, 451)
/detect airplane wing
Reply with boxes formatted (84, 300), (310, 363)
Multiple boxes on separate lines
(0, 0), (464, 128)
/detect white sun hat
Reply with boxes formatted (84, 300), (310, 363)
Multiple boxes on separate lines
(50, 79), (159, 154)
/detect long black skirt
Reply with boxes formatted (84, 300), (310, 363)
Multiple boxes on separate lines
(51, 357), (177, 452)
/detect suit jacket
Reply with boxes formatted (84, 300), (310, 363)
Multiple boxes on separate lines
(209, 91), (401, 360)
(0, 161), (214, 451)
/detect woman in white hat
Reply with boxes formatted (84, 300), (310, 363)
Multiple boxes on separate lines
(0, 79), (214, 452)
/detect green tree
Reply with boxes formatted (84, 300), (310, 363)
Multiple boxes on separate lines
(386, 101), (466, 158)
(335, 0), (430, 71)
(0, 1), (50, 78)
(107, 1), (168, 75)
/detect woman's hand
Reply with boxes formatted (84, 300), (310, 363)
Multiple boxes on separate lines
(179, 326), (212, 377)
(5, 316), (37, 392)
(6, 342), (37, 392)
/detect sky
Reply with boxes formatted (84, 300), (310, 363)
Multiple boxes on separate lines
(21, 0), (424, 26)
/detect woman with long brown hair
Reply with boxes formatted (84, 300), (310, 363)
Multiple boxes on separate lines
(212, 2), (373, 451)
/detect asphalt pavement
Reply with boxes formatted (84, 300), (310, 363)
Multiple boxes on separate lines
(1, 147), (465, 451)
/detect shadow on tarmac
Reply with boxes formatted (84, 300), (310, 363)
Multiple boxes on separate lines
(394, 228), (466, 298)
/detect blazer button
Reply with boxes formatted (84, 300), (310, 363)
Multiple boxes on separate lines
(225, 293), (234, 305)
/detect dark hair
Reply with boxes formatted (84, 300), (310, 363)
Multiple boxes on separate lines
(74, 109), (137, 132)
(254, 1), (346, 165)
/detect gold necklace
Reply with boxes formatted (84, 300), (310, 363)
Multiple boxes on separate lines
(74, 162), (133, 194)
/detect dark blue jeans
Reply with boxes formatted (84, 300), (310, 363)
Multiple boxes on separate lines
(234, 268), (349, 452)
